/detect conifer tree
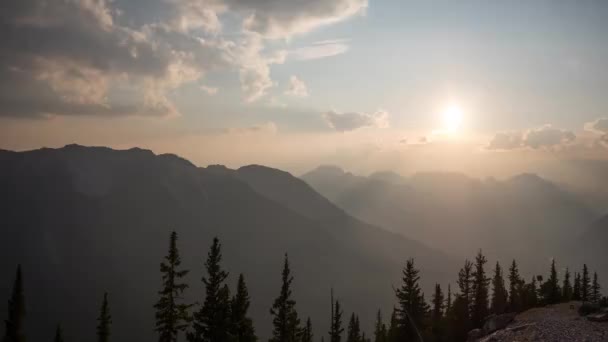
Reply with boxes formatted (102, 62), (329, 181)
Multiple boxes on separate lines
(573, 273), (582, 301)
(508, 260), (522, 312)
(270, 254), (301, 342)
(582, 264), (591, 302)
(301, 318), (313, 342)
(490, 262), (508, 315)
(445, 285), (452, 314)
(329, 296), (344, 342)
(189, 237), (232, 342)
(386, 308), (398, 342)
(445, 295), (469, 342)
(54, 324), (64, 342)
(96, 292), (111, 342)
(395, 258), (428, 341)
(522, 277), (538, 310)
(155, 231), (192, 342)
(471, 251), (490, 329)
(373, 310), (387, 342)
(3, 265), (25, 342)
(457, 260), (473, 318)
(540, 259), (561, 305)
(430, 284), (445, 342)
(230, 274), (257, 342)
(591, 272), (601, 304)
(346, 314), (361, 342)
(562, 268), (573, 302)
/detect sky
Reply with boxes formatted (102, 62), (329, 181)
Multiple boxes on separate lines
(1, 0), (608, 178)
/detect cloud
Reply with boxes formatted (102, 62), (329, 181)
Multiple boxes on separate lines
(487, 132), (524, 150)
(323, 110), (389, 132)
(585, 118), (608, 134)
(224, 0), (368, 39)
(289, 39), (349, 61)
(487, 125), (576, 150)
(200, 85), (219, 95)
(226, 121), (278, 135)
(524, 125), (576, 149)
(284, 76), (309, 97)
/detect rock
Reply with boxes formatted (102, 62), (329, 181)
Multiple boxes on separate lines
(587, 312), (608, 322)
(579, 302), (601, 316)
(508, 323), (536, 332)
(483, 313), (517, 335)
(467, 328), (484, 341)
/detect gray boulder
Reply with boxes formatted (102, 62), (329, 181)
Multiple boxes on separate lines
(483, 313), (517, 335)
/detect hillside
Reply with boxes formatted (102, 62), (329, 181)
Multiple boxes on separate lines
(302, 166), (598, 273)
(0, 145), (454, 342)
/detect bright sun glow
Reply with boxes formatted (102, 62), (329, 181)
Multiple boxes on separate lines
(441, 105), (464, 134)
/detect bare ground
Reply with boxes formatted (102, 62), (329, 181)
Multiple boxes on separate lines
(479, 302), (608, 342)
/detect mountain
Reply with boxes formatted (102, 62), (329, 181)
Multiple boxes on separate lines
(302, 166), (598, 272)
(0, 145), (453, 342)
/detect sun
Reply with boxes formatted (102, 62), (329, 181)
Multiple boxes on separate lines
(441, 104), (464, 134)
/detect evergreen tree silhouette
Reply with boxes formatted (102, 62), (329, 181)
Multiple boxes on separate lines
(445, 285), (451, 315)
(54, 325), (64, 342)
(522, 277), (538, 310)
(582, 264), (591, 302)
(457, 260), (473, 320)
(269, 254), (301, 342)
(3, 265), (25, 342)
(155, 231), (193, 342)
(395, 258), (428, 341)
(430, 284), (445, 342)
(591, 272), (601, 304)
(445, 295), (469, 342)
(329, 295), (344, 342)
(562, 268), (573, 302)
(540, 259), (561, 305)
(346, 313), (361, 342)
(189, 237), (231, 342)
(230, 274), (257, 342)
(573, 273), (582, 301)
(96, 293), (111, 342)
(373, 310), (387, 342)
(471, 251), (489, 329)
(508, 260), (523, 312)
(301, 318), (313, 342)
(490, 262), (508, 315)
(386, 308), (398, 342)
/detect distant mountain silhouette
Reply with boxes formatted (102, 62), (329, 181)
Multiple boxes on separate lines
(302, 166), (598, 272)
(0, 145), (453, 342)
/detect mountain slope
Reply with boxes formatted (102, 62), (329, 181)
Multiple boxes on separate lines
(0, 146), (453, 342)
(302, 166), (597, 272)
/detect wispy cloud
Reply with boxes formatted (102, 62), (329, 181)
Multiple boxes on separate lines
(289, 39), (350, 61)
(284, 76), (309, 97)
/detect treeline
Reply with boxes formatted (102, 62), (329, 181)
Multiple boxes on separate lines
(2, 233), (606, 342)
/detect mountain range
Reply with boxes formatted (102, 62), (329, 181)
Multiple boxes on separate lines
(0, 145), (453, 342)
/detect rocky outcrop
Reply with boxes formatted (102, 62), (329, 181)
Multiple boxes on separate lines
(467, 313), (516, 341)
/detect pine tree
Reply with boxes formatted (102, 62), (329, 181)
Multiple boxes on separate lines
(562, 268), (573, 302)
(471, 251), (490, 329)
(445, 295), (469, 342)
(96, 292), (111, 342)
(329, 295), (344, 342)
(591, 272), (601, 304)
(395, 258), (428, 341)
(155, 231), (192, 342)
(301, 318), (313, 342)
(508, 260), (523, 312)
(231, 274), (257, 342)
(445, 285), (452, 314)
(540, 259), (561, 305)
(522, 277), (538, 310)
(457, 260), (473, 318)
(189, 237), (232, 342)
(3, 265), (25, 342)
(386, 308), (398, 342)
(270, 254), (301, 342)
(573, 273), (582, 301)
(346, 314), (361, 342)
(54, 324), (64, 342)
(430, 284), (445, 342)
(490, 262), (508, 315)
(582, 264), (591, 302)
(373, 310), (387, 342)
